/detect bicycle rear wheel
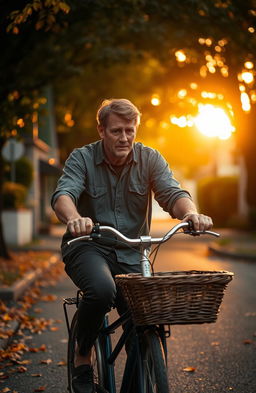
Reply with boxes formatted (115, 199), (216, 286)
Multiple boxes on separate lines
(67, 311), (107, 393)
(139, 329), (169, 393)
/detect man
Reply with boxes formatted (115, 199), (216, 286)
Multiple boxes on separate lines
(51, 98), (213, 393)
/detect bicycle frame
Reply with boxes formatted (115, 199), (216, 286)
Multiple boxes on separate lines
(63, 291), (169, 393)
(64, 223), (221, 393)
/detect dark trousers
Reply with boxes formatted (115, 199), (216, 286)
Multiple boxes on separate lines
(64, 246), (141, 356)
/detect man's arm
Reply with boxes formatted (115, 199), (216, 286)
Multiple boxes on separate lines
(172, 197), (213, 231)
(53, 195), (93, 236)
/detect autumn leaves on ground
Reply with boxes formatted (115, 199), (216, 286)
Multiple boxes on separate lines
(0, 252), (64, 393)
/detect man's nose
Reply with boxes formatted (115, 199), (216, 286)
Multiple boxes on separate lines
(119, 130), (128, 142)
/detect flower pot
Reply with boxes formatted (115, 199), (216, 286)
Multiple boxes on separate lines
(2, 209), (32, 246)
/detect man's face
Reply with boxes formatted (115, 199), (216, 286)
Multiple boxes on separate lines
(98, 113), (137, 165)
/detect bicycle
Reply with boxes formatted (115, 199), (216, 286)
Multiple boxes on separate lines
(63, 221), (234, 393)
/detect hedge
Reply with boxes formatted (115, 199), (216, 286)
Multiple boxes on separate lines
(197, 175), (238, 227)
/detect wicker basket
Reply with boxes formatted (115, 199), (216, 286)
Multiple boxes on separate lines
(115, 270), (234, 326)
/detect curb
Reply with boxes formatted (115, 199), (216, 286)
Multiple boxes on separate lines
(0, 254), (60, 350)
(208, 244), (256, 262)
(0, 253), (60, 301)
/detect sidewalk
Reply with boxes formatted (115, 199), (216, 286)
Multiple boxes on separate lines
(208, 227), (256, 262)
(0, 226), (65, 350)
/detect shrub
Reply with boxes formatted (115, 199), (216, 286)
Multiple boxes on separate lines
(3, 182), (27, 209)
(4, 156), (33, 188)
(197, 175), (238, 227)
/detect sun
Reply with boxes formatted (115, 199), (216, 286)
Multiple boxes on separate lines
(194, 104), (235, 140)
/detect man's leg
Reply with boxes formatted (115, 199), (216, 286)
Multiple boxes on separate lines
(64, 247), (116, 392)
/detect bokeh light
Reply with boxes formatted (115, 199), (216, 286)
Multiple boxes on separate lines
(241, 71), (254, 84)
(151, 94), (161, 106)
(175, 50), (186, 62)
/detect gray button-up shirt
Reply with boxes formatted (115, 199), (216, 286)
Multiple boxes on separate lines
(51, 140), (191, 264)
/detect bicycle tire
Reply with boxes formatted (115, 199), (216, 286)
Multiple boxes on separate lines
(139, 329), (169, 393)
(67, 311), (108, 393)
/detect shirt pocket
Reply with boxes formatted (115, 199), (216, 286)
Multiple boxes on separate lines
(128, 183), (149, 214)
(85, 185), (107, 199)
(78, 185), (107, 219)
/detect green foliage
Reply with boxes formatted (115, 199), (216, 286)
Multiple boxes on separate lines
(4, 156), (34, 188)
(197, 175), (238, 227)
(3, 182), (28, 209)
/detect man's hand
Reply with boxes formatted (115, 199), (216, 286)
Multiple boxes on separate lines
(67, 217), (94, 237)
(181, 213), (213, 232)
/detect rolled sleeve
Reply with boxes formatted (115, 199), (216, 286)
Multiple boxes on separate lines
(51, 149), (87, 209)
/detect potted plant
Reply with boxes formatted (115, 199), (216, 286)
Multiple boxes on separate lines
(2, 157), (33, 246)
(2, 181), (33, 246)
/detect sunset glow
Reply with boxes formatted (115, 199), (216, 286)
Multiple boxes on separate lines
(194, 104), (235, 140)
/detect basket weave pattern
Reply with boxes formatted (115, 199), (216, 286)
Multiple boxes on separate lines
(115, 270), (233, 326)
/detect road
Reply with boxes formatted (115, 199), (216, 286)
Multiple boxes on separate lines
(2, 222), (256, 393)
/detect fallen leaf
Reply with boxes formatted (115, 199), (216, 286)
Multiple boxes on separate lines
(29, 344), (46, 353)
(17, 366), (27, 373)
(60, 338), (68, 343)
(1, 388), (11, 392)
(33, 308), (43, 314)
(243, 339), (253, 344)
(40, 294), (57, 302)
(16, 359), (31, 365)
(50, 326), (59, 331)
(31, 373), (42, 377)
(182, 366), (196, 372)
(57, 360), (66, 366)
(0, 372), (9, 380)
(34, 386), (46, 392)
(2, 314), (12, 322)
(211, 341), (220, 346)
(40, 359), (52, 365)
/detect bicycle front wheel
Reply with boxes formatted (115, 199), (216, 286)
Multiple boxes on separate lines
(67, 311), (107, 393)
(139, 329), (169, 393)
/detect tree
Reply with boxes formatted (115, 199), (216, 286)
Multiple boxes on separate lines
(1, 0), (256, 258)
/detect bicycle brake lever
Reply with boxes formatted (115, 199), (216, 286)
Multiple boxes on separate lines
(184, 220), (200, 236)
(183, 229), (201, 236)
(91, 223), (101, 239)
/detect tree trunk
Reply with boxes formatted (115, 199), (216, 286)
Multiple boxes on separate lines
(0, 137), (11, 259)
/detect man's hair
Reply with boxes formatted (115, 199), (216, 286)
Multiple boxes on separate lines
(96, 98), (141, 128)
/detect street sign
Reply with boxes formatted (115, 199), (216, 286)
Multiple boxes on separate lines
(2, 138), (24, 162)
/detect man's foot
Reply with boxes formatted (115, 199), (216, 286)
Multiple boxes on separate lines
(72, 364), (95, 393)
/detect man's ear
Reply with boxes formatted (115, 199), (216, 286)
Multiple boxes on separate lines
(97, 124), (104, 139)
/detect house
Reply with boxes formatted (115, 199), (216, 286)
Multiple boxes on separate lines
(25, 86), (62, 237)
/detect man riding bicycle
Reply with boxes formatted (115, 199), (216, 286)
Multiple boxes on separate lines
(51, 98), (213, 393)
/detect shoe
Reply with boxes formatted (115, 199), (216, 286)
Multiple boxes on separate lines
(72, 364), (95, 393)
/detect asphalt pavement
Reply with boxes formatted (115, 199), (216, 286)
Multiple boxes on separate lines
(1, 221), (256, 393)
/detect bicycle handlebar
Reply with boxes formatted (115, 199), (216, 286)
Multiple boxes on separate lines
(67, 222), (220, 247)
